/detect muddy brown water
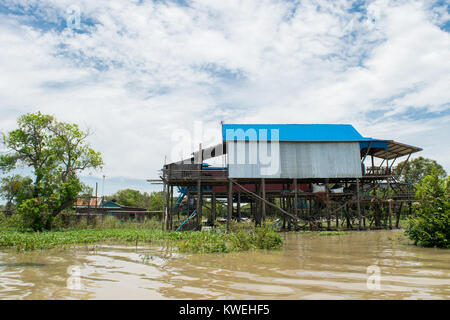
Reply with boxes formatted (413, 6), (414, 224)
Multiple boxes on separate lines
(0, 230), (448, 300)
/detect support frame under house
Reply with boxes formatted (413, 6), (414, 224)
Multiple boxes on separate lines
(159, 124), (422, 231)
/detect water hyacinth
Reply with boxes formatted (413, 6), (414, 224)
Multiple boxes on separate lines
(0, 216), (283, 253)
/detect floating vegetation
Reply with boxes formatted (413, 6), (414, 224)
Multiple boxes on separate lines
(0, 219), (283, 253)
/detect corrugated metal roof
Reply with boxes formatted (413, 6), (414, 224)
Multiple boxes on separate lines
(222, 124), (380, 142)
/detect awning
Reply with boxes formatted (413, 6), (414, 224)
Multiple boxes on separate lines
(371, 140), (422, 160)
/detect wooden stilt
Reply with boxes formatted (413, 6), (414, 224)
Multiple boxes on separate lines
(196, 178), (202, 230)
(287, 196), (292, 230)
(336, 202), (339, 230)
(227, 179), (233, 231)
(261, 178), (266, 223)
(395, 202), (403, 228)
(169, 185), (174, 230)
(363, 205), (366, 229)
(387, 178), (393, 229)
(356, 178), (362, 230)
(326, 180), (331, 230)
(294, 178), (298, 218)
(211, 192), (216, 226)
(309, 197), (312, 230)
(237, 192), (241, 222)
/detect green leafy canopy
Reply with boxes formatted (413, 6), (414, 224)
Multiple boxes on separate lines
(0, 112), (103, 227)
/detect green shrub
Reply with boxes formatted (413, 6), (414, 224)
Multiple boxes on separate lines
(405, 172), (449, 248)
(5, 213), (23, 229)
(0, 212), (6, 229)
(17, 198), (49, 231)
(252, 225), (283, 250)
(230, 230), (253, 251)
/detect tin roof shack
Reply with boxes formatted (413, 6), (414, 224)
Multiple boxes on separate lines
(160, 124), (421, 231)
(73, 198), (161, 221)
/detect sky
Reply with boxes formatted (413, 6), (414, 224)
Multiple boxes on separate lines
(0, 0), (449, 197)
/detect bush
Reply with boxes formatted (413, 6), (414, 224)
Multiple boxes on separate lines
(252, 225), (283, 250)
(17, 198), (49, 231)
(405, 172), (449, 248)
(0, 212), (6, 229)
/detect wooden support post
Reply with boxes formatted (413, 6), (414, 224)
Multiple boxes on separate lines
(294, 178), (298, 217)
(237, 192), (241, 222)
(326, 180), (331, 230)
(227, 179), (233, 231)
(196, 178), (202, 230)
(336, 203), (339, 230)
(345, 203), (351, 229)
(211, 192), (216, 226)
(387, 178), (393, 229)
(169, 185), (174, 230)
(371, 155), (375, 174)
(164, 182), (170, 230)
(363, 206), (366, 229)
(356, 178), (362, 230)
(309, 197), (312, 230)
(261, 178), (266, 223)
(255, 183), (261, 227)
(287, 196), (292, 230)
(395, 202), (403, 229)
(197, 143), (203, 231)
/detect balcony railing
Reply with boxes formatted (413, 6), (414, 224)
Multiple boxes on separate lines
(364, 166), (391, 176)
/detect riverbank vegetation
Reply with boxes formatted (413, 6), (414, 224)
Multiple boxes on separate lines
(0, 215), (282, 253)
(405, 170), (449, 248)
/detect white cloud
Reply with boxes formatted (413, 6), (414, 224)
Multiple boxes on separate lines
(0, 0), (448, 194)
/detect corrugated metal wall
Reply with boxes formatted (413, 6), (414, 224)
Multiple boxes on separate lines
(227, 141), (281, 178)
(279, 142), (362, 178)
(227, 141), (362, 178)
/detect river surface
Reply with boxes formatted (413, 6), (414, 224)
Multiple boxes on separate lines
(0, 230), (448, 300)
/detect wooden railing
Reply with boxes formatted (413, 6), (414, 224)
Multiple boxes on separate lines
(364, 166), (391, 176)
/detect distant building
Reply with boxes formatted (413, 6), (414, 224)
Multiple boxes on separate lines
(74, 197), (147, 214)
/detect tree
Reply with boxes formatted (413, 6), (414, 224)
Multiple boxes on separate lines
(109, 189), (164, 211)
(405, 170), (449, 248)
(147, 191), (164, 211)
(393, 157), (446, 185)
(0, 112), (103, 221)
(0, 175), (33, 211)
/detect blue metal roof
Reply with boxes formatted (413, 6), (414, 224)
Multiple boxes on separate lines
(222, 124), (382, 142)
